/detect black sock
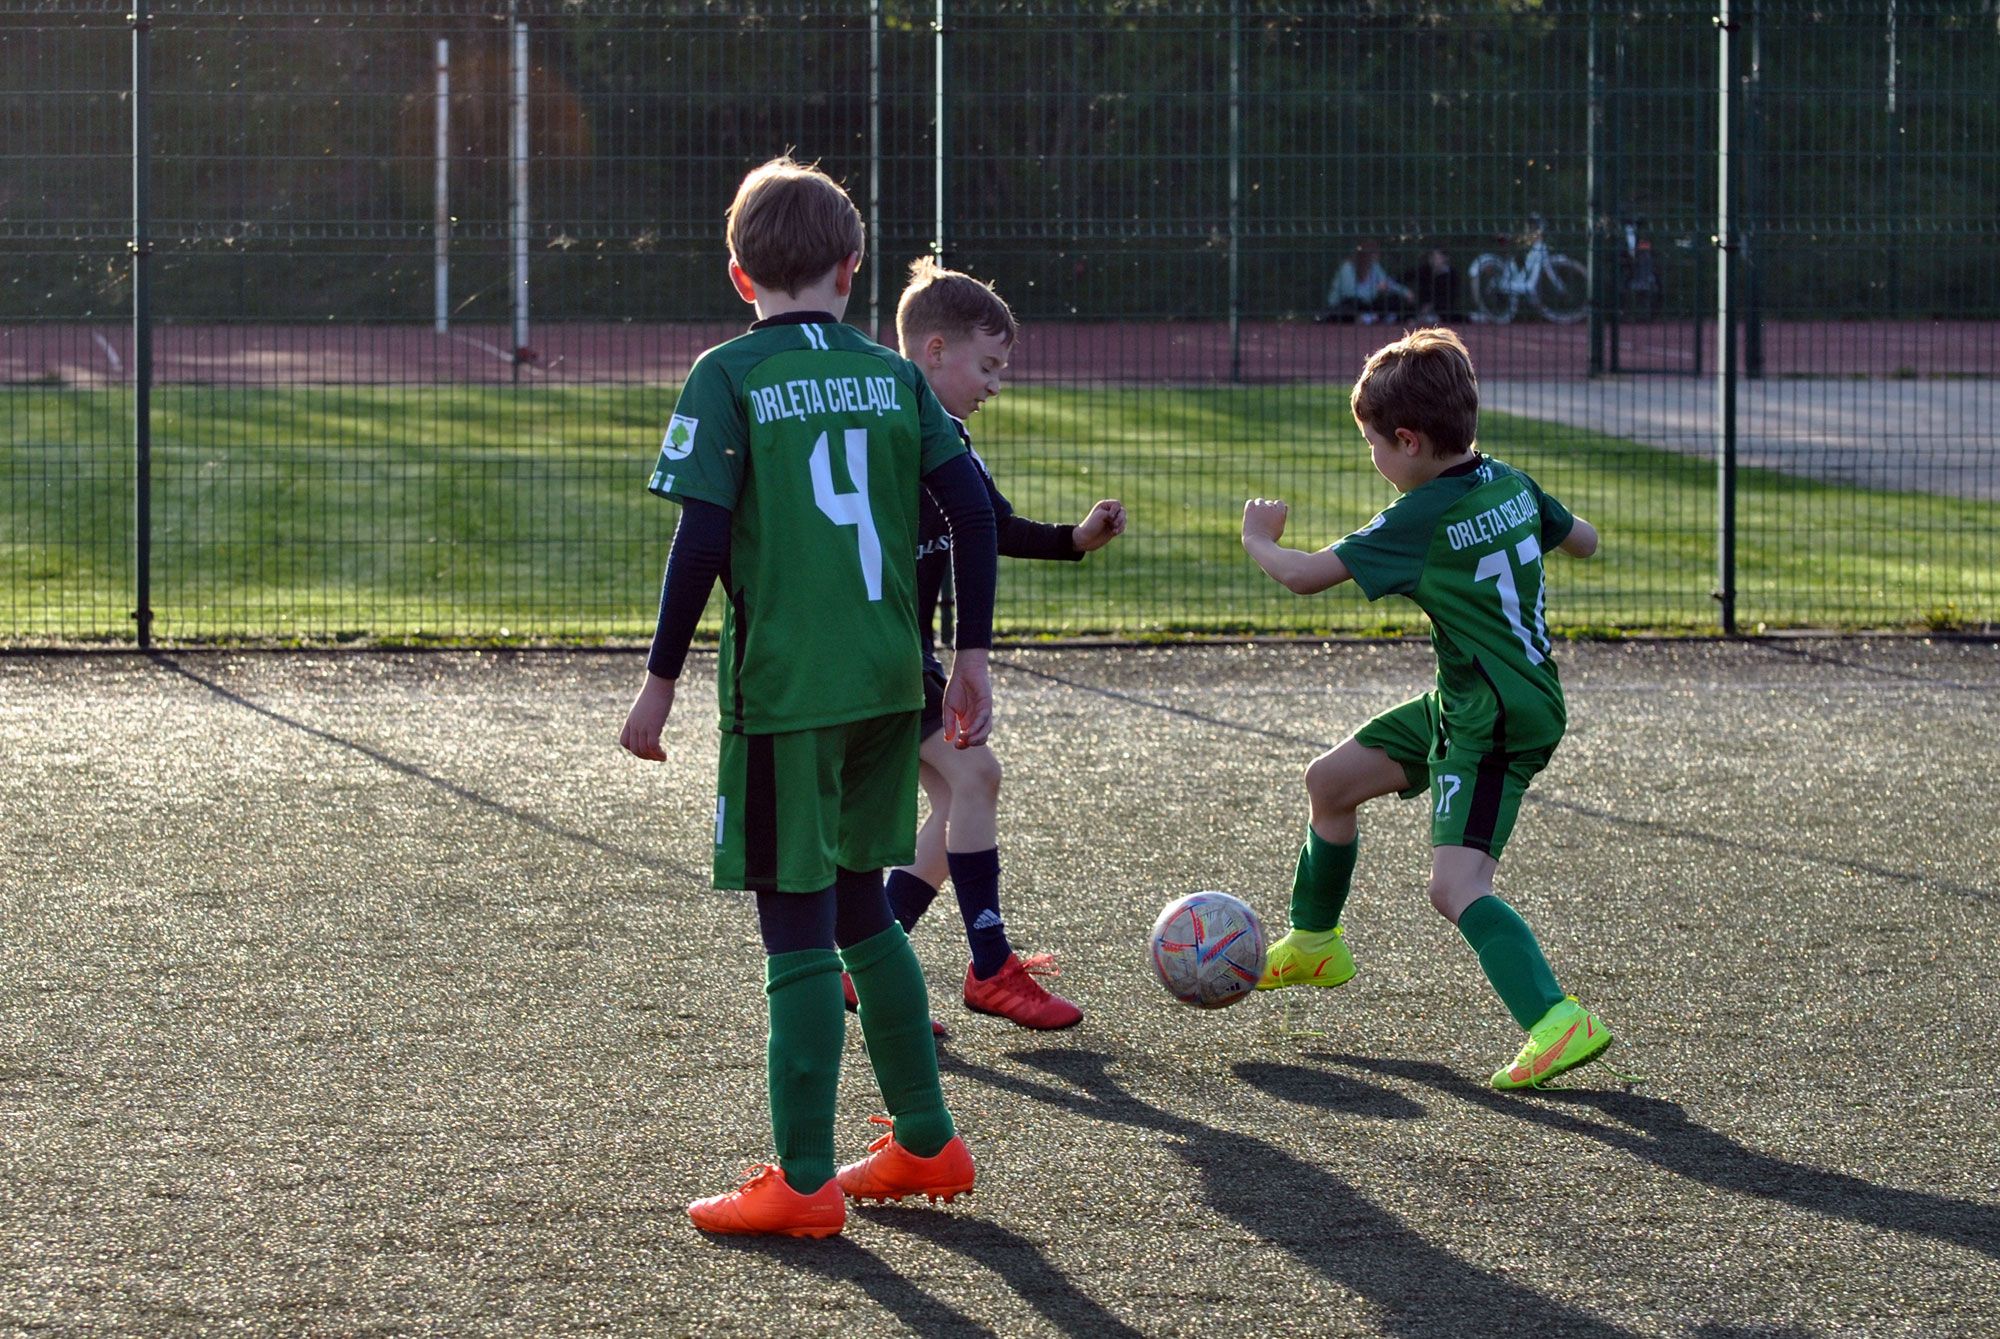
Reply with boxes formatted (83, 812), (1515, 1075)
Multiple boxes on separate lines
(948, 848), (1011, 979)
(883, 869), (939, 934)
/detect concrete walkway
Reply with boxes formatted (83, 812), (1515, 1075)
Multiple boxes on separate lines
(1483, 378), (2000, 500)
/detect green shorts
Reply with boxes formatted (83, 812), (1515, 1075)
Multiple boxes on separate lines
(712, 712), (921, 893)
(1352, 693), (1555, 860)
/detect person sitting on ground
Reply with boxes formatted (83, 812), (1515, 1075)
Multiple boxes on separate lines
(1319, 240), (1414, 325)
(1407, 247), (1460, 324)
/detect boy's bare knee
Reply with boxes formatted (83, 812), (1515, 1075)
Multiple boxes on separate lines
(957, 749), (1002, 804)
(1427, 875), (1488, 922)
(1432, 879), (1464, 923)
(1304, 752), (1347, 806)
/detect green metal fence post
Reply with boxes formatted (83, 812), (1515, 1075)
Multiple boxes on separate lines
(1884, 0), (1902, 316)
(130, 0), (154, 648)
(1714, 0), (1739, 635)
(868, 0), (882, 338)
(1227, 0), (1242, 384)
(933, 0), (948, 267)
(935, 0), (953, 644)
(1587, 0), (1605, 376)
(1742, 0), (1763, 378)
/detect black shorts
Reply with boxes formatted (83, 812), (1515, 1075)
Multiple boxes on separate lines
(918, 667), (948, 742)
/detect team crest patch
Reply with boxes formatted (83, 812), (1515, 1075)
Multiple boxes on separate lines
(661, 414), (699, 460)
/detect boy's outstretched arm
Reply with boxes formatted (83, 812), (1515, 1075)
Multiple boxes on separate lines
(620, 498), (731, 762)
(1558, 516), (1599, 558)
(1241, 498), (1352, 595)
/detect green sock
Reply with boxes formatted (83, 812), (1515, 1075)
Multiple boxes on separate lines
(1456, 895), (1566, 1029)
(840, 924), (954, 1158)
(763, 948), (846, 1194)
(1289, 829), (1358, 931)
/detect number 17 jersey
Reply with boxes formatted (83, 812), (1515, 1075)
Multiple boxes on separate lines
(1334, 454), (1577, 753)
(648, 314), (968, 735)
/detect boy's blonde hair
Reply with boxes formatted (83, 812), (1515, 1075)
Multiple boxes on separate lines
(895, 256), (1018, 350)
(1350, 327), (1479, 457)
(726, 156), (865, 296)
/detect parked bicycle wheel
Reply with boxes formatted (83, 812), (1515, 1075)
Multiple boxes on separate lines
(1534, 254), (1590, 324)
(1467, 254), (1516, 324)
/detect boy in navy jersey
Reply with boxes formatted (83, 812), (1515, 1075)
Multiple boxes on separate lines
(846, 259), (1124, 1032)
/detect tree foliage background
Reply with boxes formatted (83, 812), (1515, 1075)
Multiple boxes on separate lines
(3, 0), (1995, 325)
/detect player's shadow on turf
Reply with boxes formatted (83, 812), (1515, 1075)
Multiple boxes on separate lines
(943, 1047), (1643, 1339)
(151, 654), (701, 879)
(1231, 1060), (1429, 1119)
(1314, 1052), (2000, 1263)
(857, 1210), (1151, 1339)
(715, 1235), (985, 1334)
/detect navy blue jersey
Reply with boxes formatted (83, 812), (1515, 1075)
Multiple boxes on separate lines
(917, 419), (1079, 673)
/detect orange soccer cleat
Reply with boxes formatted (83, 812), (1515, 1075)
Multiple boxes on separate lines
(686, 1164), (846, 1238)
(962, 952), (1083, 1030)
(843, 970), (949, 1038)
(835, 1116), (977, 1204)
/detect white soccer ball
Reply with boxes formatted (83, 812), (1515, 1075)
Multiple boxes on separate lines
(1148, 891), (1267, 1009)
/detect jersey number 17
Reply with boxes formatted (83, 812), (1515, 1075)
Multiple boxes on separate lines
(1474, 536), (1550, 664)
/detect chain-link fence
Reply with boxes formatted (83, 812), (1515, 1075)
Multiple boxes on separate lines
(3, 0), (1995, 646)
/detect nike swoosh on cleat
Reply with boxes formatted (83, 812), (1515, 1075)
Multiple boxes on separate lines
(1531, 1022), (1581, 1076)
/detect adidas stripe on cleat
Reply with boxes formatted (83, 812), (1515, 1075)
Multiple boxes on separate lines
(1492, 996), (1614, 1090)
(962, 952), (1082, 1030)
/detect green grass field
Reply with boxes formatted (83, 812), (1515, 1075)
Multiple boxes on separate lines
(3, 385), (1991, 643)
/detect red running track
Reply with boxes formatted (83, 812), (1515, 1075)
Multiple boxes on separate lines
(3, 319), (1994, 387)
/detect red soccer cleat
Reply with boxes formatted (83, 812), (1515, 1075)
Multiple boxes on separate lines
(835, 1116), (976, 1204)
(686, 1163), (846, 1238)
(842, 971), (948, 1038)
(962, 952), (1083, 1030)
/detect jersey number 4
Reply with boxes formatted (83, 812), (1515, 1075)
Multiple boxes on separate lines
(810, 429), (884, 601)
(1474, 536), (1550, 665)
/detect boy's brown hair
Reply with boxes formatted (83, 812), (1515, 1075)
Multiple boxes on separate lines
(895, 256), (1019, 350)
(725, 156), (865, 296)
(1350, 327), (1479, 457)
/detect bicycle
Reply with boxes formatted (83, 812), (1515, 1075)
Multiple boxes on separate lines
(1467, 215), (1590, 324)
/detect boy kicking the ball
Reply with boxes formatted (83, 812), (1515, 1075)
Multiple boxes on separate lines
(620, 157), (999, 1236)
(844, 258), (1125, 1033)
(1240, 327), (1614, 1090)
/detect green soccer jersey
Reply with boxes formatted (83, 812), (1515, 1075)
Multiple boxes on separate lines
(1334, 454), (1577, 752)
(647, 315), (967, 734)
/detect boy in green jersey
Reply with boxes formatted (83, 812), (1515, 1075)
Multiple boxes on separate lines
(1240, 327), (1614, 1090)
(619, 158), (1001, 1236)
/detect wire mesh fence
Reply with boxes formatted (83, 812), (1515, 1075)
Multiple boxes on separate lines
(3, 0), (1995, 646)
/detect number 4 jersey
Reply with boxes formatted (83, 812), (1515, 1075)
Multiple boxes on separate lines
(648, 314), (967, 735)
(1334, 454), (1577, 753)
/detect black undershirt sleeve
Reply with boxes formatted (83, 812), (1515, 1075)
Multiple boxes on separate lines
(997, 512), (1081, 561)
(922, 453), (997, 651)
(645, 498), (732, 681)
(985, 466), (1078, 561)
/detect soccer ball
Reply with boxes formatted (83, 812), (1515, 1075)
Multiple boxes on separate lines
(1148, 891), (1267, 1009)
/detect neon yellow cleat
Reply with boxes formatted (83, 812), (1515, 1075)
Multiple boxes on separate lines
(1492, 996), (1613, 1090)
(1256, 926), (1356, 991)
